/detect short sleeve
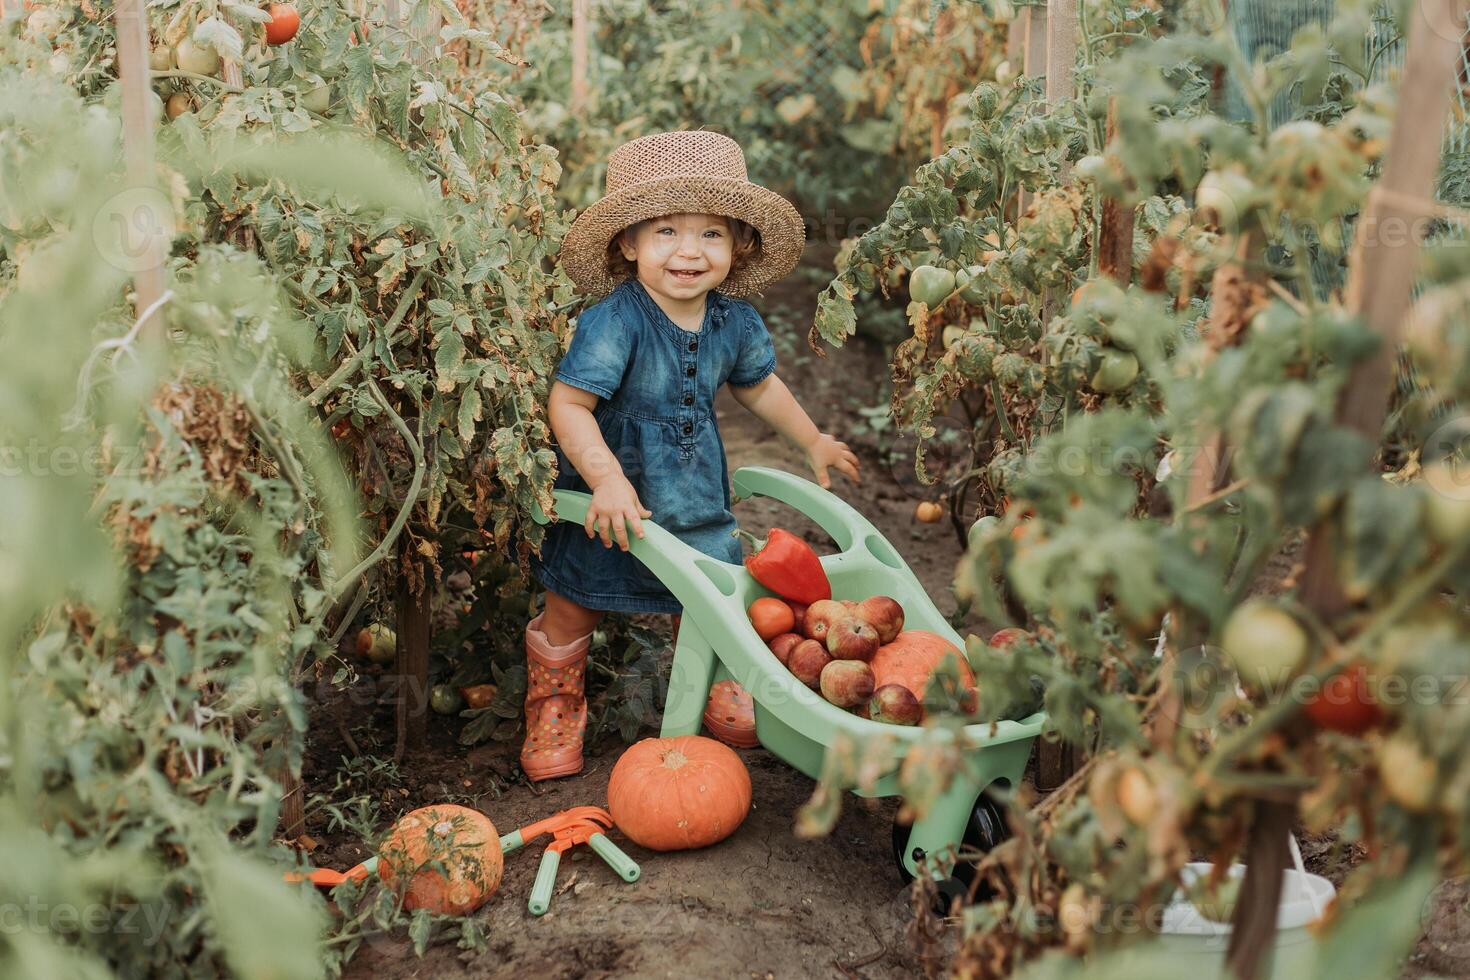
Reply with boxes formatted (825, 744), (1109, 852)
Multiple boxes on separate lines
(727, 304), (777, 388)
(555, 303), (629, 400)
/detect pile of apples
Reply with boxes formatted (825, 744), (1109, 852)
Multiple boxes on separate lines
(746, 594), (977, 726)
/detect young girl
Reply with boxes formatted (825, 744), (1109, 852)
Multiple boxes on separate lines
(521, 130), (861, 781)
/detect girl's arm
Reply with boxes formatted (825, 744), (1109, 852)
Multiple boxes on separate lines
(728, 374), (861, 489)
(548, 381), (651, 551)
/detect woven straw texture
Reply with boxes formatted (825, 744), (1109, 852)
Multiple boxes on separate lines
(561, 131), (806, 298)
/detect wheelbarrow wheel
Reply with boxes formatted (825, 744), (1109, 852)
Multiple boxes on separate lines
(891, 792), (1009, 909)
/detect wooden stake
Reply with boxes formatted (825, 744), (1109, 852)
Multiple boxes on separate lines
(1017, 5), (1049, 216)
(1097, 105), (1134, 285)
(217, 7), (244, 90)
(393, 559), (432, 758)
(1225, 5), (1469, 978)
(1045, 0), (1078, 105)
(112, 0), (167, 340)
(1006, 6), (1025, 63)
(1023, 4), (1048, 81)
(570, 0), (590, 117)
(278, 768), (306, 838)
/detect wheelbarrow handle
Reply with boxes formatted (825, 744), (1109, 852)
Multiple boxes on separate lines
(588, 832), (641, 882)
(532, 488), (738, 618)
(531, 491), (708, 573)
(528, 847), (562, 916)
(729, 465), (877, 554)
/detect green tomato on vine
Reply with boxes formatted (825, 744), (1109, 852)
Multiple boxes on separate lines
(1089, 349), (1139, 393)
(909, 265), (956, 308)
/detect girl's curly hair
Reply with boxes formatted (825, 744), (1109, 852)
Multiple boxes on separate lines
(604, 216), (761, 286)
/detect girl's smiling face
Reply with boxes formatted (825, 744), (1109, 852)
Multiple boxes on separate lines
(617, 213), (734, 306)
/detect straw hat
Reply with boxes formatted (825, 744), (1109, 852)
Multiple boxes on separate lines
(560, 131), (806, 298)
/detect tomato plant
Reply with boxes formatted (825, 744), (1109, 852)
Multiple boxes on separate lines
(800, 2), (1470, 977)
(812, 3), (1174, 536)
(3, 0), (578, 970)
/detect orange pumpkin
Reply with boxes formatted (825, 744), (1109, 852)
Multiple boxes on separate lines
(607, 736), (751, 851)
(377, 804), (503, 915)
(869, 630), (977, 712)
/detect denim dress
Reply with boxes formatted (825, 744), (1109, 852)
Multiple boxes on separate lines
(530, 277), (778, 614)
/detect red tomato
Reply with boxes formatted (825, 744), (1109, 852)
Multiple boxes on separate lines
(1303, 663), (1384, 735)
(988, 627), (1032, 650)
(265, 3), (300, 45)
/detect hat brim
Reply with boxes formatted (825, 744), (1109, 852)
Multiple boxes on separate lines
(560, 176), (806, 298)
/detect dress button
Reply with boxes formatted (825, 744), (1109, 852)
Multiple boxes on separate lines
(682, 423), (693, 435)
(685, 365), (696, 377)
(682, 394), (693, 406)
(688, 340), (697, 352)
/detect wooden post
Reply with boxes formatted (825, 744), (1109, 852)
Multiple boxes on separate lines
(1006, 5), (1025, 63)
(570, 0), (590, 116)
(1031, 3), (1081, 792)
(394, 560), (433, 758)
(279, 765), (306, 839)
(217, 8), (244, 90)
(1097, 102), (1134, 285)
(1224, 4), (1469, 978)
(112, 0), (167, 339)
(1016, 4), (1049, 216)
(1045, 0), (1078, 104)
(1023, 4), (1048, 81)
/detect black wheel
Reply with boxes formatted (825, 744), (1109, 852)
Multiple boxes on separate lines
(891, 792), (1010, 908)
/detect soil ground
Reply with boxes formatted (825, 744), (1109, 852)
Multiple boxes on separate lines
(302, 257), (1468, 978)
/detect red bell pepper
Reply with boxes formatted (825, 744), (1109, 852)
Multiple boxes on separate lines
(732, 527), (831, 605)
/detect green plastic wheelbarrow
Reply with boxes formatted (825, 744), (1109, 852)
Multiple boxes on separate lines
(532, 465), (1045, 898)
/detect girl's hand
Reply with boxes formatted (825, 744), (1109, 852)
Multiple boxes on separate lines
(585, 476), (652, 551)
(804, 433), (861, 489)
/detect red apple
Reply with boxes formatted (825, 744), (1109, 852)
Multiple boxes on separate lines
(826, 617), (880, 661)
(803, 599), (849, 642)
(819, 660), (875, 708)
(988, 627), (1032, 650)
(786, 600), (808, 634)
(768, 632), (803, 667)
(840, 599), (859, 612)
(868, 684), (922, 726)
(856, 596), (905, 643)
(788, 639), (832, 689)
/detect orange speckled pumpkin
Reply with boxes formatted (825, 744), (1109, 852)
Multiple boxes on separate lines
(869, 630), (976, 710)
(607, 736), (751, 851)
(377, 804), (503, 915)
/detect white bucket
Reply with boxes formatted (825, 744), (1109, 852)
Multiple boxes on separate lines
(1146, 862), (1336, 978)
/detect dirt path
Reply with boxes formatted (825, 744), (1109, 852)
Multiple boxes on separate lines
(339, 738), (932, 979)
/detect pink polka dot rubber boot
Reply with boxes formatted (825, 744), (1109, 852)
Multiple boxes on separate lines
(520, 613), (591, 781)
(703, 679), (759, 749)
